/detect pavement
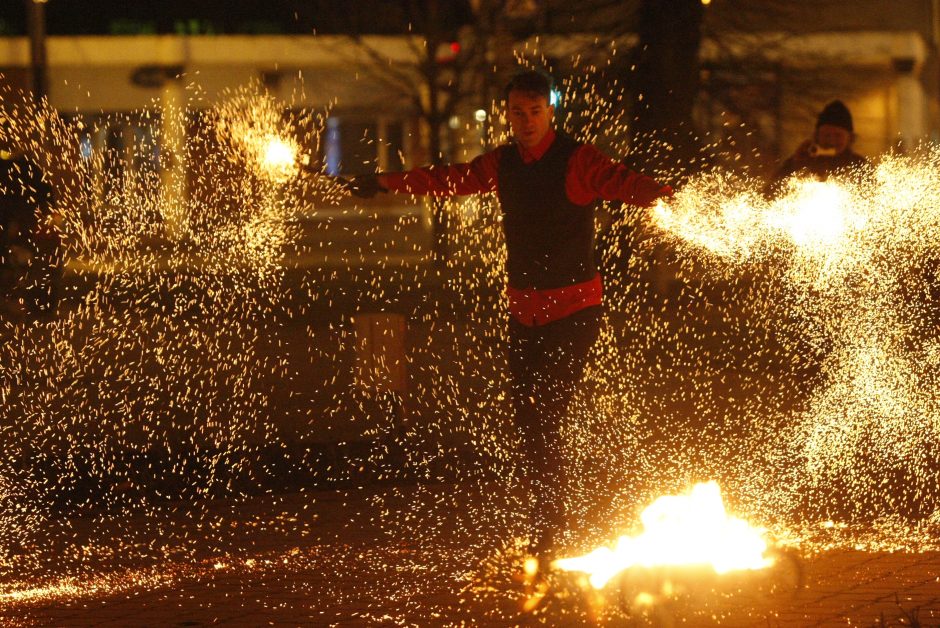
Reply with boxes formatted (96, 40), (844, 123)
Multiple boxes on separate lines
(0, 483), (938, 627)
(3, 230), (940, 626)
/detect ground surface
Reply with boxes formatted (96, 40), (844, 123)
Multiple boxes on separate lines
(1, 485), (938, 627)
(3, 242), (939, 627)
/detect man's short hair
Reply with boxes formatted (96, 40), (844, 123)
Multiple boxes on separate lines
(504, 70), (553, 103)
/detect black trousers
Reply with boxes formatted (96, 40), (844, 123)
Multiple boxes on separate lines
(508, 305), (602, 558)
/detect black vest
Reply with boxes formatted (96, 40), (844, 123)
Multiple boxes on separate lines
(497, 134), (596, 290)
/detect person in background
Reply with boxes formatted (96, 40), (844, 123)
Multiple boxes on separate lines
(767, 99), (868, 194)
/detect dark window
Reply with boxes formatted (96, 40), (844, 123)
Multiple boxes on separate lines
(323, 116), (406, 176)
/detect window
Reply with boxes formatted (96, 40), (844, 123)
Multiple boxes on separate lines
(65, 112), (162, 204)
(322, 114), (405, 176)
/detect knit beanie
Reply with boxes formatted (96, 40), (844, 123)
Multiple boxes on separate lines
(816, 100), (853, 132)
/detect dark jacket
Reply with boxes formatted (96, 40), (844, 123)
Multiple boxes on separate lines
(766, 142), (868, 197)
(496, 134), (597, 290)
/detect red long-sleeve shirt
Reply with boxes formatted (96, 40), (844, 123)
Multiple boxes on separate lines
(383, 129), (669, 325)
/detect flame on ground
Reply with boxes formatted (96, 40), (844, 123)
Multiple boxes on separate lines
(554, 482), (774, 589)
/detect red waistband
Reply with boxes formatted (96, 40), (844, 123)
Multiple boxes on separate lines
(507, 274), (603, 326)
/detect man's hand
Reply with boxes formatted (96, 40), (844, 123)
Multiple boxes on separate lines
(633, 178), (674, 208)
(790, 139), (814, 167)
(341, 174), (388, 199)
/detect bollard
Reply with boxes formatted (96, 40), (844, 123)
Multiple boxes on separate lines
(352, 312), (408, 427)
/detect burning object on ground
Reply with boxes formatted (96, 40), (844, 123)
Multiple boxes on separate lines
(555, 482), (775, 590)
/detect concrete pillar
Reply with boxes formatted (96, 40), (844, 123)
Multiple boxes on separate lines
(893, 58), (928, 149)
(353, 313), (408, 426)
(160, 74), (187, 239)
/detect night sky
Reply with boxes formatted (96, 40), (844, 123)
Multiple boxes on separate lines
(1, 0), (475, 36)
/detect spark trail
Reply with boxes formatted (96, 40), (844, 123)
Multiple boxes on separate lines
(650, 158), (940, 530)
(0, 53), (939, 626)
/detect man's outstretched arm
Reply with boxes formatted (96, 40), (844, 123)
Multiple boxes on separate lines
(346, 150), (500, 199)
(567, 145), (672, 207)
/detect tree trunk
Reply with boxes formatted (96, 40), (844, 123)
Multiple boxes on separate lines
(26, 0), (48, 102)
(421, 0), (451, 267)
(628, 0), (704, 182)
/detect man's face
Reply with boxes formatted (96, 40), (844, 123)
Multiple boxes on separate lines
(507, 90), (554, 148)
(815, 124), (852, 155)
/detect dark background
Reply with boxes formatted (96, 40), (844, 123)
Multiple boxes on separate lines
(0, 0), (476, 35)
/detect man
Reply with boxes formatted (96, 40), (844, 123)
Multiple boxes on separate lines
(346, 70), (671, 574)
(767, 99), (868, 193)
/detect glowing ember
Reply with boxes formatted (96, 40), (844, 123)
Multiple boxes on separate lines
(555, 482), (773, 589)
(0, 569), (175, 605)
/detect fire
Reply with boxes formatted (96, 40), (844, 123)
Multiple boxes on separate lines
(258, 134), (298, 181)
(650, 177), (867, 264)
(554, 482), (773, 589)
(769, 179), (858, 250)
(212, 87), (302, 182)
